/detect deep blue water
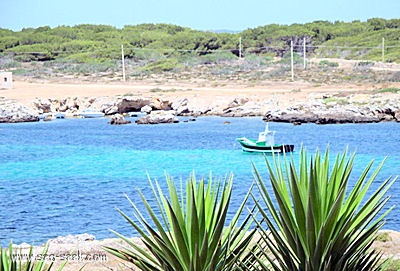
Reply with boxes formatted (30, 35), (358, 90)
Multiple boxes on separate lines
(0, 116), (399, 246)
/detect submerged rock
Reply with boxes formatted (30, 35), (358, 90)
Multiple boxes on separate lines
(108, 114), (131, 125)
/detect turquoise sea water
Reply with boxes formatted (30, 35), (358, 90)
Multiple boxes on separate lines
(0, 116), (399, 245)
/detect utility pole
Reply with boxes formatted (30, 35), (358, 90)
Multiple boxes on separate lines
(121, 44), (126, 82)
(291, 40), (294, 81)
(303, 37), (307, 69)
(239, 37), (242, 58)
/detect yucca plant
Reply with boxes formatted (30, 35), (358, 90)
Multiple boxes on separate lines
(105, 173), (255, 271)
(249, 148), (396, 271)
(0, 242), (67, 271)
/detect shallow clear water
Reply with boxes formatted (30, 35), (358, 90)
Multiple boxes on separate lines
(0, 116), (399, 245)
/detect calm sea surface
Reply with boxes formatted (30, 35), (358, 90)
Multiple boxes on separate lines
(0, 116), (399, 245)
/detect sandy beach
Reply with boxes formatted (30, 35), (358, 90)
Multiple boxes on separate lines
(0, 76), (390, 110)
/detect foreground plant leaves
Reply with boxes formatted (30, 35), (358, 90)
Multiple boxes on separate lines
(105, 172), (255, 271)
(0, 242), (68, 271)
(248, 147), (396, 271)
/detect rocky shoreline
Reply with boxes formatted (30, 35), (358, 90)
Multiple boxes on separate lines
(263, 93), (400, 124)
(1, 90), (400, 124)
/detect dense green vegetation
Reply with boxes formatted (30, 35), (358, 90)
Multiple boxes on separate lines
(0, 18), (399, 63)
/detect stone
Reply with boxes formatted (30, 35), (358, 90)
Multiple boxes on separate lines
(141, 105), (152, 114)
(394, 110), (400, 122)
(172, 98), (190, 115)
(117, 97), (151, 113)
(0, 100), (39, 123)
(104, 105), (119, 115)
(224, 97), (249, 110)
(263, 103), (389, 124)
(135, 110), (179, 124)
(33, 98), (52, 114)
(49, 233), (96, 244)
(150, 97), (172, 110)
(108, 114), (131, 125)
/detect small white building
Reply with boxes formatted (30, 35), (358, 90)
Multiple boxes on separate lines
(0, 72), (13, 89)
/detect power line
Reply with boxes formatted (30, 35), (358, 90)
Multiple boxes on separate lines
(3, 41), (400, 57)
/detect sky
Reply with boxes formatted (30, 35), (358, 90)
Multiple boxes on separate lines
(2, 0), (400, 32)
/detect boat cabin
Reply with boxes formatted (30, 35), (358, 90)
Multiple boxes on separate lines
(257, 125), (275, 146)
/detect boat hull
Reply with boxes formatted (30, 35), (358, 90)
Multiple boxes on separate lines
(236, 138), (294, 153)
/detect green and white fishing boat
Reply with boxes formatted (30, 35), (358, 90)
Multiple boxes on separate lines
(236, 124), (294, 153)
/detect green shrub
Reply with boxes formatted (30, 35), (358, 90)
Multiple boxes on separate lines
(377, 87), (400, 93)
(319, 60), (339, 67)
(64, 51), (111, 63)
(140, 58), (181, 73)
(323, 96), (349, 105)
(130, 48), (167, 62)
(357, 61), (375, 66)
(199, 51), (237, 64)
(249, 148), (396, 271)
(149, 88), (179, 92)
(353, 61), (375, 71)
(343, 75), (352, 81)
(105, 173), (255, 271)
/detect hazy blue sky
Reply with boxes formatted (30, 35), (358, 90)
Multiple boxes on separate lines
(2, 0), (400, 31)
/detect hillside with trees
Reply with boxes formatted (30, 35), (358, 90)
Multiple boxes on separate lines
(1, 18), (399, 63)
(1, 18), (399, 86)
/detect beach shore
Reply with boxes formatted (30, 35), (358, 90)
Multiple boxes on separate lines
(1, 75), (396, 110)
